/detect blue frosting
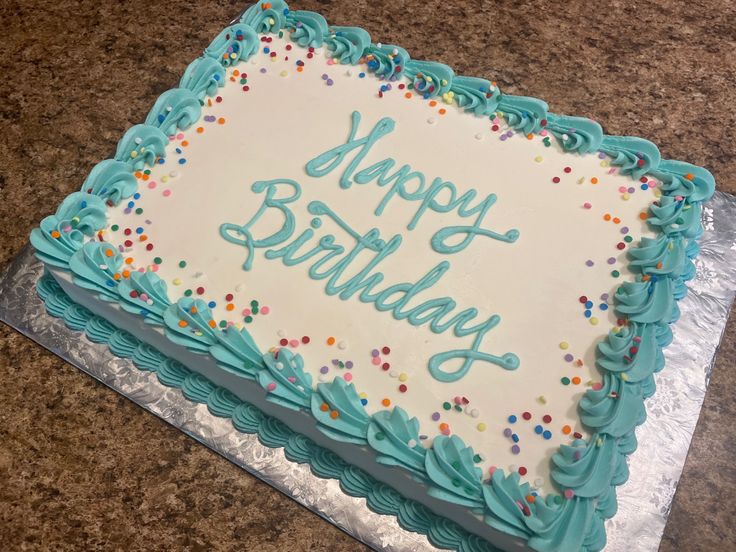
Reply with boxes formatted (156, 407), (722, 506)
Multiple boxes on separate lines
(30, 192), (107, 268)
(425, 435), (484, 510)
(544, 114), (604, 154)
(257, 348), (313, 410)
(497, 95), (549, 135)
(205, 23), (259, 67)
(367, 406), (427, 479)
(286, 10), (328, 48)
(114, 124), (168, 169)
(117, 270), (171, 325)
(310, 377), (370, 445)
(240, 0), (290, 33)
(68, 241), (124, 301)
(325, 26), (371, 65)
(80, 159), (136, 205)
(209, 324), (264, 379)
(404, 60), (454, 99)
(450, 76), (500, 117)
(180, 56), (226, 99)
(144, 88), (201, 136)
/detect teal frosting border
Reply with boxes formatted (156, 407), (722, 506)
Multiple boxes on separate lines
(35, 273), (502, 552)
(29, 2), (717, 551)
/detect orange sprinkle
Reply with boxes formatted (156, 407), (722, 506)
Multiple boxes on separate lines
(50, 230), (61, 239)
(190, 307), (198, 314)
(526, 495), (536, 504)
(591, 177), (598, 184)
(526, 133), (534, 140)
(225, 303), (235, 311)
(181, 140), (189, 147)
(113, 273), (121, 280)
(196, 127), (204, 134)
(656, 262), (664, 269)
(233, 69), (240, 76)
(296, 66), (303, 73)
(381, 398), (391, 407)
(439, 422), (449, 431)
(207, 98), (213, 107)
(139, 235), (147, 242)
(229, 76), (236, 82)
(217, 117), (226, 125)
(124, 257), (133, 265)
(320, 402), (329, 412)
(208, 319), (216, 328)
(603, 214), (612, 221)
(562, 425), (572, 435)
(404, 92), (412, 99)
(326, 336), (336, 345)
(642, 274), (651, 282)
(429, 100), (437, 107)
(685, 173), (694, 181)
(122, 270), (130, 279)
(134, 171), (143, 178)
(639, 212), (648, 220)
(438, 108), (446, 115)
(330, 410), (340, 419)
(141, 174), (149, 181)
(612, 217), (621, 224)
(572, 376), (581, 385)
(104, 249), (114, 257)
(178, 320), (188, 328)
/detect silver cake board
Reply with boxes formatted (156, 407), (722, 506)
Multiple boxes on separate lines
(2, 191), (736, 552)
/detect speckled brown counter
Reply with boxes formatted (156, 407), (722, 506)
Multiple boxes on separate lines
(1, 1), (734, 550)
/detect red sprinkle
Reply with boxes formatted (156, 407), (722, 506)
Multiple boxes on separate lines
(518, 466), (528, 476)
(382, 362), (390, 371)
(225, 293), (234, 301)
(196, 286), (205, 295)
(382, 346), (391, 355)
(399, 384), (408, 393)
(542, 414), (552, 424)
(301, 336), (310, 344)
(552, 176), (561, 183)
(522, 412), (532, 420)
(279, 338), (288, 346)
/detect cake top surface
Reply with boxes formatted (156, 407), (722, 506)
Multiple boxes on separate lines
(30, 2), (715, 551)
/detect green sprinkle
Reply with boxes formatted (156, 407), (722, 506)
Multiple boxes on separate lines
(611, 270), (620, 278)
(250, 300), (259, 307)
(218, 320), (227, 328)
(135, 207), (143, 215)
(561, 377), (571, 385)
(443, 401), (452, 411)
(451, 478), (461, 488)
(153, 257), (162, 265)
(179, 260), (187, 268)
(244, 316), (253, 323)
(473, 454), (482, 463)
(184, 289), (193, 297)
(111, 224), (119, 231)
(252, 306), (259, 314)
(624, 235), (633, 243)
(454, 405), (462, 412)
(375, 431), (385, 440)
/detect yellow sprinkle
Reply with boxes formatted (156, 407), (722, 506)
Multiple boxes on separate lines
(621, 373), (629, 381)
(280, 70), (288, 77)
(398, 373), (408, 382)
(600, 160), (609, 167)
(559, 341), (569, 350)
(476, 423), (487, 432)
(172, 278), (182, 285)
(596, 437), (604, 447)
(577, 177), (585, 184)
(622, 193), (630, 200)
(534, 156), (543, 163)
(130, 151), (138, 159)
(537, 395), (547, 404)
(590, 317), (599, 325)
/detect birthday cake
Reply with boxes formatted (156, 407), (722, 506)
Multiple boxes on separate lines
(30, 2), (716, 551)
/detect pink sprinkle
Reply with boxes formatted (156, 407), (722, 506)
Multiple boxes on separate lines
(150, 264), (159, 272)
(242, 308), (252, 316)
(287, 376), (296, 383)
(564, 489), (575, 499)
(454, 396), (462, 405)
(583, 202), (592, 209)
(261, 306), (270, 315)
(176, 133), (185, 140)
(371, 356), (381, 366)
(147, 181), (157, 189)
(618, 186), (627, 193)
(539, 130), (548, 137)
(139, 293), (149, 302)
(267, 382), (277, 391)
(137, 267), (145, 273)
(344, 373), (353, 382)
(492, 117), (500, 125)
(592, 382), (603, 391)
(488, 466), (497, 475)
(289, 339), (299, 348)
(163, 189), (172, 197)
(441, 428), (451, 436)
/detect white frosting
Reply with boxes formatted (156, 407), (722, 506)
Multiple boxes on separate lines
(100, 35), (658, 492)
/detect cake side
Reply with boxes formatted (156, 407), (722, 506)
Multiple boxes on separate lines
(29, 2), (716, 552)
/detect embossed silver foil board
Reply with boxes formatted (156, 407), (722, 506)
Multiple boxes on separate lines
(2, 189), (735, 552)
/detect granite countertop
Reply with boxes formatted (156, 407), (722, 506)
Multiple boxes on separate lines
(1, 0), (734, 550)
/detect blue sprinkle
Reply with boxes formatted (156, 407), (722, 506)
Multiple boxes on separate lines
(599, 303), (609, 311)
(542, 430), (552, 440)
(358, 72), (366, 78)
(127, 201), (135, 208)
(106, 280), (115, 287)
(178, 158), (186, 165)
(584, 310), (592, 318)
(208, 301), (216, 308)
(80, 201), (87, 208)
(512, 433), (520, 443)
(213, 74), (220, 81)
(133, 193), (141, 200)
(263, 47), (270, 54)
(157, 114), (165, 123)
(534, 425), (543, 435)
(175, 147), (182, 154)
(641, 184), (648, 190)
(360, 398), (368, 405)
(157, 158), (165, 164)
(135, 227), (144, 234)
(584, 300), (593, 308)
(508, 415), (517, 424)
